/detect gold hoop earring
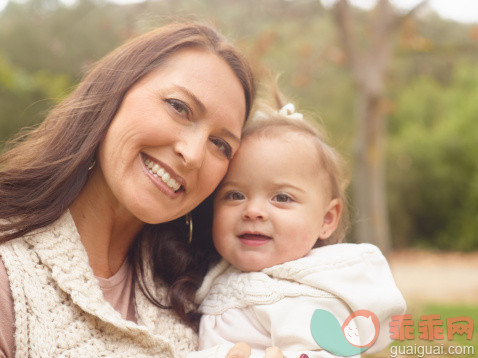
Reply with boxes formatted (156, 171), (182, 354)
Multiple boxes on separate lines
(185, 213), (193, 244)
(88, 160), (96, 171)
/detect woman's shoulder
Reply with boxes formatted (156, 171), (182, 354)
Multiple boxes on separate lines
(0, 257), (15, 358)
(0, 257), (11, 287)
(0, 255), (15, 312)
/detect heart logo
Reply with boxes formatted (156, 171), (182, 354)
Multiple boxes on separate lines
(310, 309), (380, 356)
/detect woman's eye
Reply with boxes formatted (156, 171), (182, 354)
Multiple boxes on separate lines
(210, 137), (232, 159)
(225, 191), (245, 201)
(273, 193), (293, 203)
(166, 99), (190, 118)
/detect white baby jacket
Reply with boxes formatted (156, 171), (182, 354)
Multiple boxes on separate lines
(191, 243), (406, 358)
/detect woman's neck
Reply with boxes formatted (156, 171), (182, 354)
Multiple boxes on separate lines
(69, 169), (144, 278)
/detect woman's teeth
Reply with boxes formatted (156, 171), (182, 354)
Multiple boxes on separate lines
(144, 158), (181, 192)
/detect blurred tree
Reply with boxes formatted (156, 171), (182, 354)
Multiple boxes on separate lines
(332, 0), (424, 254)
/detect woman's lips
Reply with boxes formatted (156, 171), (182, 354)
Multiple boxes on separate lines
(140, 153), (185, 198)
(238, 233), (272, 247)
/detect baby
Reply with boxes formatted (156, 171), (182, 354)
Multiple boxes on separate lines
(191, 102), (406, 358)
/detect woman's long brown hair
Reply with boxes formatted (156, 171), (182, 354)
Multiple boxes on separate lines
(0, 22), (255, 328)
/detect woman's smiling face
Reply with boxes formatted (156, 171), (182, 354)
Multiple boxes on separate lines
(94, 48), (246, 224)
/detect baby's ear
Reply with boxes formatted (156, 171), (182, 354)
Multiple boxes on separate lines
(318, 198), (342, 240)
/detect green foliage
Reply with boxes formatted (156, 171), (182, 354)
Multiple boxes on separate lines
(0, 53), (73, 140)
(0, 0), (137, 77)
(0, 0), (136, 141)
(388, 63), (478, 251)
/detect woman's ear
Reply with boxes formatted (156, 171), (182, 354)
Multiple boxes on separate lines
(318, 198), (342, 240)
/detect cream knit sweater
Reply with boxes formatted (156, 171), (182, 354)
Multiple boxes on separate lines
(0, 211), (197, 357)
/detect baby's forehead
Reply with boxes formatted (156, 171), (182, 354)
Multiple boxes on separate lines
(239, 129), (322, 161)
(228, 131), (324, 177)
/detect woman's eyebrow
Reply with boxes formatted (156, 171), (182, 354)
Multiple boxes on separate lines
(220, 128), (241, 145)
(174, 85), (206, 114)
(173, 85), (241, 144)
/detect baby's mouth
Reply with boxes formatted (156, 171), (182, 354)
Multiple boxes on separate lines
(239, 233), (272, 240)
(238, 233), (272, 246)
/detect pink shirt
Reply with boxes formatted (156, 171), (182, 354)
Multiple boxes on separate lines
(0, 257), (136, 358)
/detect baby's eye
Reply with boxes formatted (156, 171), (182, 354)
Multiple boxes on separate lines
(166, 99), (190, 118)
(210, 137), (232, 159)
(225, 191), (245, 201)
(272, 193), (293, 203)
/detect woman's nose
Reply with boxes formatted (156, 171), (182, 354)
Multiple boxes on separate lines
(174, 130), (208, 170)
(241, 202), (268, 221)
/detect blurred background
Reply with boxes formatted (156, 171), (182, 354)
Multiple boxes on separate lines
(0, 0), (477, 354)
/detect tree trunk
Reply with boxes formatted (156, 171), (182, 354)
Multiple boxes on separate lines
(353, 89), (391, 253)
(333, 0), (424, 254)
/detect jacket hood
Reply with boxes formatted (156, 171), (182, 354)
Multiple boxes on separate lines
(262, 243), (406, 320)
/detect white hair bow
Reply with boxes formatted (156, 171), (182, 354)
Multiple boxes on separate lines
(279, 103), (304, 120)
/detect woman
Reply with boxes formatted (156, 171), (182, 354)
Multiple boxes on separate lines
(0, 22), (256, 357)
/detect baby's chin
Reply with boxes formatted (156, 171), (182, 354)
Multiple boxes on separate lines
(233, 262), (267, 272)
(229, 258), (269, 272)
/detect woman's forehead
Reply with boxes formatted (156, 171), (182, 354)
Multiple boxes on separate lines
(134, 48), (246, 122)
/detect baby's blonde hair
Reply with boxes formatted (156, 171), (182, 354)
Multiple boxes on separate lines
(242, 98), (350, 246)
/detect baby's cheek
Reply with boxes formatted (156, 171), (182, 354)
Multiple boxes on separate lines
(282, 221), (318, 256)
